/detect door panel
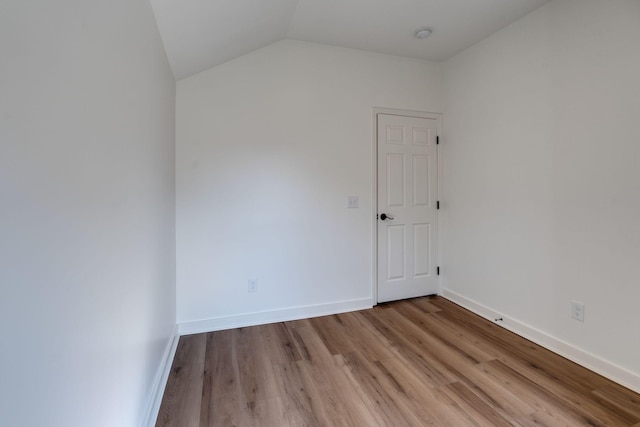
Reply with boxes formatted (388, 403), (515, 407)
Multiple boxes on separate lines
(387, 225), (405, 280)
(387, 154), (405, 207)
(413, 223), (430, 277)
(377, 113), (438, 303)
(412, 155), (430, 206)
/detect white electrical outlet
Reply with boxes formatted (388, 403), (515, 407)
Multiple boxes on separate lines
(347, 195), (359, 208)
(571, 301), (585, 322)
(248, 278), (257, 293)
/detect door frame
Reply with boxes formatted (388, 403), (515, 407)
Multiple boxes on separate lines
(372, 108), (443, 304)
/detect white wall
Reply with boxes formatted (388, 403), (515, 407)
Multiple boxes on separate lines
(176, 40), (442, 328)
(0, 1), (176, 426)
(442, 0), (640, 389)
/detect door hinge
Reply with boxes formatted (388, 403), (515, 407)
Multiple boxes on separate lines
(437, 266), (440, 276)
(436, 136), (440, 145)
(437, 201), (440, 210)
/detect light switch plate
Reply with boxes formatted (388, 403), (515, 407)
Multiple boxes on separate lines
(347, 196), (359, 208)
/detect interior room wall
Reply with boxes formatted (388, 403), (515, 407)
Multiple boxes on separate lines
(0, 1), (176, 426)
(176, 40), (442, 330)
(442, 0), (640, 389)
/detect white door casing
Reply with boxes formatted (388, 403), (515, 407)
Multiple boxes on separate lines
(377, 113), (439, 303)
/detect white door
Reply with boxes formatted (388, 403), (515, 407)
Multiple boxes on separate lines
(377, 113), (439, 303)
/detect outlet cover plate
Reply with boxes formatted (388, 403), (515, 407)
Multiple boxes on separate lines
(571, 300), (585, 322)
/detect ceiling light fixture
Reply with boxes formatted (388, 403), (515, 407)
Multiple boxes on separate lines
(414, 27), (433, 40)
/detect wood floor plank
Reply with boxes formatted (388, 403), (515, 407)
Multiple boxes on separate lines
(512, 410), (580, 427)
(234, 327), (280, 404)
(270, 361), (327, 426)
(592, 385), (640, 420)
(393, 300), (500, 364)
(459, 363), (537, 419)
(473, 360), (554, 415)
(483, 358), (634, 426)
(370, 306), (480, 380)
(257, 322), (302, 364)
(432, 298), (617, 394)
(497, 356), (639, 426)
(157, 297), (640, 427)
(337, 351), (428, 426)
(374, 356), (476, 426)
(242, 397), (289, 427)
(486, 359), (604, 425)
(334, 311), (398, 362)
(286, 324), (335, 368)
(405, 296), (442, 313)
(440, 381), (513, 427)
(359, 309), (459, 386)
(156, 334), (206, 427)
(286, 323), (380, 425)
(296, 358), (380, 426)
(307, 315), (358, 356)
(198, 330), (245, 427)
(172, 333), (207, 368)
(387, 305), (479, 366)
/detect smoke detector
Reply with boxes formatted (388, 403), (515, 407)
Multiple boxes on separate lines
(414, 27), (433, 39)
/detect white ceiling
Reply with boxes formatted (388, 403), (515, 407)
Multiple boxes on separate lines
(149, 0), (551, 80)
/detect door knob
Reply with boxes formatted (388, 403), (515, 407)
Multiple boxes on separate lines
(380, 213), (394, 221)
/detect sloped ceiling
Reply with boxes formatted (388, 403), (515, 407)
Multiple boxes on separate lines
(149, 0), (550, 80)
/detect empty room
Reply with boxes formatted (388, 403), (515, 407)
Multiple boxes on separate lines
(2, 0), (639, 426)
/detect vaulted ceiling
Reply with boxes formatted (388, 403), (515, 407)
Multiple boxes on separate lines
(149, 0), (550, 80)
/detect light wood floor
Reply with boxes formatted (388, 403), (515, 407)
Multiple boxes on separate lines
(156, 296), (640, 426)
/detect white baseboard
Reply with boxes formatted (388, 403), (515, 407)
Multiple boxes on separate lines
(142, 325), (180, 427)
(178, 297), (374, 336)
(440, 288), (640, 394)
